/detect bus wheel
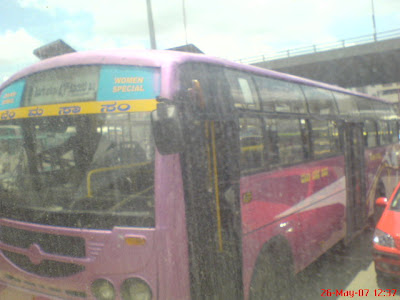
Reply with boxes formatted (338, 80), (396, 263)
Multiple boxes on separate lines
(249, 239), (295, 300)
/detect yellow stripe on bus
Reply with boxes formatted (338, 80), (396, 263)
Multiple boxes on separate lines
(0, 99), (158, 120)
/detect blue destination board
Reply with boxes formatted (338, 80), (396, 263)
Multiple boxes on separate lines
(0, 80), (25, 110)
(97, 65), (160, 101)
(0, 65), (161, 115)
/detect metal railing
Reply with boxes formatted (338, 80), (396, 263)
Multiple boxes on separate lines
(237, 28), (400, 64)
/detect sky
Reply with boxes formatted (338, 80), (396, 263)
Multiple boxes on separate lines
(1, 0), (400, 84)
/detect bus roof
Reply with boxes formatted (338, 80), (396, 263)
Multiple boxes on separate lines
(0, 49), (391, 103)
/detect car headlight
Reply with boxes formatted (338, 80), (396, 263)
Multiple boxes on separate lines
(91, 279), (116, 300)
(121, 278), (152, 300)
(374, 228), (395, 248)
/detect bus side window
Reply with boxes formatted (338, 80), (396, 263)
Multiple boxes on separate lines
(378, 121), (391, 145)
(225, 70), (260, 110)
(333, 93), (360, 117)
(364, 120), (379, 148)
(390, 120), (399, 143)
(264, 118), (279, 165)
(179, 63), (233, 115)
(239, 118), (264, 172)
(356, 97), (375, 119)
(301, 86), (338, 115)
(254, 76), (307, 113)
(311, 120), (340, 159)
(266, 118), (305, 166)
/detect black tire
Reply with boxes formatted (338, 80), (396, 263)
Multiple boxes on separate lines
(374, 261), (400, 288)
(249, 239), (295, 300)
(376, 266), (391, 288)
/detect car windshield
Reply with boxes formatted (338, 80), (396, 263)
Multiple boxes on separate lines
(390, 188), (400, 211)
(0, 112), (155, 229)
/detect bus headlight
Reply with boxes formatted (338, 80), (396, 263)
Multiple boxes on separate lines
(91, 279), (116, 300)
(121, 278), (152, 300)
(373, 228), (395, 248)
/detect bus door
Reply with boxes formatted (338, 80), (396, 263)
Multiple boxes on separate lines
(343, 123), (367, 242)
(179, 69), (243, 299)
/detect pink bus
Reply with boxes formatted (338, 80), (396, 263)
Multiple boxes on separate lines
(0, 49), (398, 300)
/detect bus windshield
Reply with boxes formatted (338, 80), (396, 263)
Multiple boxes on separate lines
(0, 112), (155, 229)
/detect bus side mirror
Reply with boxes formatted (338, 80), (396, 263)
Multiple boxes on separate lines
(376, 197), (388, 207)
(151, 102), (183, 155)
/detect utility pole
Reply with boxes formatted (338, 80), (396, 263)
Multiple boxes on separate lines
(146, 0), (157, 49)
(182, 0), (188, 45)
(371, 0), (377, 42)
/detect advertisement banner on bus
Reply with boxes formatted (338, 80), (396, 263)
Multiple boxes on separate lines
(0, 80), (25, 110)
(98, 65), (160, 101)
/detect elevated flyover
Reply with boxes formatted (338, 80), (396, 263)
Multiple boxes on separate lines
(242, 30), (400, 88)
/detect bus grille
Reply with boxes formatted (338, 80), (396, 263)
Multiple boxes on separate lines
(0, 226), (86, 277)
(2, 251), (85, 277)
(0, 226), (86, 257)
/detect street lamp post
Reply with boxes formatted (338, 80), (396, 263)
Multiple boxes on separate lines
(146, 0), (157, 49)
(371, 0), (377, 42)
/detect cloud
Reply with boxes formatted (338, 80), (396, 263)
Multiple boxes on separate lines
(0, 29), (41, 84)
(16, 0), (160, 50)
(12, 0), (364, 51)
(0, 29), (41, 63)
(10, 0), (400, 64)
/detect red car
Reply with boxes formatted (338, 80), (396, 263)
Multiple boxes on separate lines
(373, 182), (400, 281)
